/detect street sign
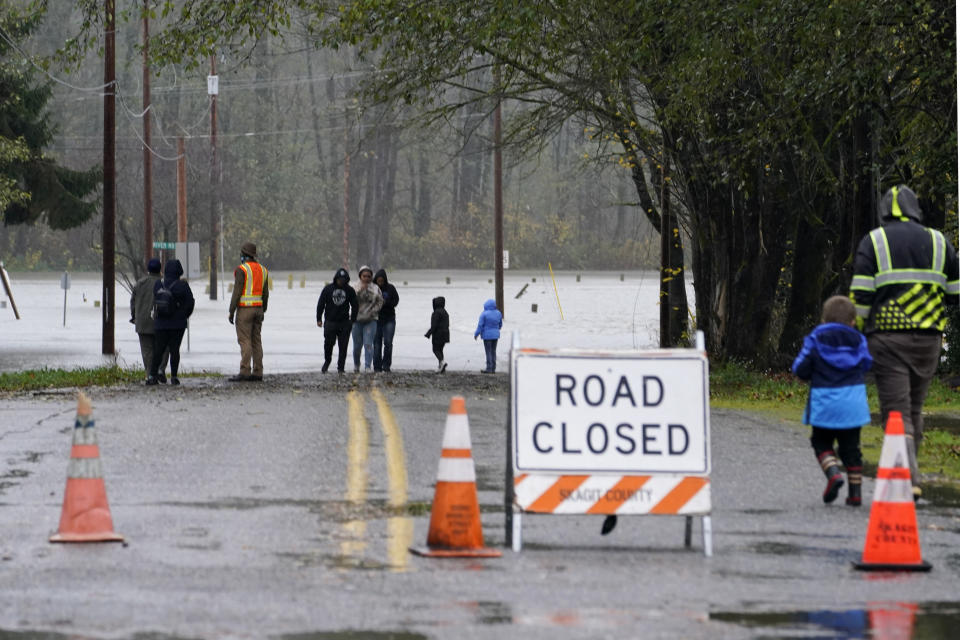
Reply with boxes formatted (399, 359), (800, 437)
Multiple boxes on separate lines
(508, 339), (713, 556)
(153, 241), (176, 250)
(176, 242), (201, 279)
(513, 352), (710, 474)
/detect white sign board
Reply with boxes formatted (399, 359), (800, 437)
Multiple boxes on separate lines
(512, 350), (710, 475)
(175, 242), (202, 279)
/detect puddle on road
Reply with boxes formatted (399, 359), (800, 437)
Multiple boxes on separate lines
(0, 631), (201, 640)
(751, 540), (853, 562)
(277, 633), (426, 640)
(711, 601), (960, 639)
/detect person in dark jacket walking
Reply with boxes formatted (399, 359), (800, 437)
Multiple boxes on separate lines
(851, 185), (960, 500)
(473, 298), (502, 373)
(316, 268), (358, 373)
(146, 259), (195, 386)
(792, 296), (873, 506)
(424, 296), (450, 373)
(373, 268), (400, 372)
(130, 257), (168, 381)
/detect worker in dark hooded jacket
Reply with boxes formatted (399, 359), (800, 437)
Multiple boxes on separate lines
(373, 268), (400, 372)
(316, 268), (359, 373)
(851, 185), (960, 500)
(147, 259), (194, 386)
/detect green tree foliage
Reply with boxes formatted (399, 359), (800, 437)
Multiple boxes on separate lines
(70, 1), (956, 365)
(0, 2), (100, 229)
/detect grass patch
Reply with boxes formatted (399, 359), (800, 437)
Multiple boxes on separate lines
(710, 361), (960, 482)
(0, 366), (144, 391)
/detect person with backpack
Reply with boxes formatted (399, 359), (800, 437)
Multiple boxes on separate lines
(130, 257), (168, 382)
(146, 259), (195, 386)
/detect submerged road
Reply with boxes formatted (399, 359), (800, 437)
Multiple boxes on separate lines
(1, 372), (958, 639)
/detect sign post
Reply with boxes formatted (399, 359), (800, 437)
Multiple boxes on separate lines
(508, 333), (712, 556)
(60, 271), (71, 327)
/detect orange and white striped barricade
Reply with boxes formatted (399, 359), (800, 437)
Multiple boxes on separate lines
(507, 332), (712, 555)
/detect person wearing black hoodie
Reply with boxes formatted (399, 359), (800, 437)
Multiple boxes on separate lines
(424, 296), (449, 373)
(146, 259), (195, 386)
(373, 268), (400, 372)
(316, 268), (359, 373)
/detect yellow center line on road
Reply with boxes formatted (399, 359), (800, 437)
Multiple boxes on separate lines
(341, 390), (369, 561)
(371, 386), (413, 571)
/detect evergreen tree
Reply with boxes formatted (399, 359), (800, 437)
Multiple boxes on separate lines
(0, 3), (99, 230)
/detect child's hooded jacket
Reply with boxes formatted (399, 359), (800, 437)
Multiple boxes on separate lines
(792, 322), (873, 429)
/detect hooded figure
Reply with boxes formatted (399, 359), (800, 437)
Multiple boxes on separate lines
(352, 265), (383, 371)
(851, 184), (960, 499)
(130, 257), (168, 379)
(146, 259), (194, 386)
(317, 268), (359, 373)
(425, 296), (450, 372)
(373, 268), (400, 372)
(474, 298), (503, 373)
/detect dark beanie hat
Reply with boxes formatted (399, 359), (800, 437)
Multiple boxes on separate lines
(148, 258), (161, 273)
(241, 242), (257, 258)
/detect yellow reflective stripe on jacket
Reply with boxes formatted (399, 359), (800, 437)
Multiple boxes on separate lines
(850, 274), (875, 292)
(238, 262), (267, 307)
(870, 228), (892, 272)
(868, 224), (951, 331)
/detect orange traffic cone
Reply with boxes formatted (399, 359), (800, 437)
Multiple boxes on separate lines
(50, 393), (123, 543)
(853, 411), (929, 571)
(409, 396), (501, 558)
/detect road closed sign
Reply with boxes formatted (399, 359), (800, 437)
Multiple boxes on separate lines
(512, 350), (710, 475)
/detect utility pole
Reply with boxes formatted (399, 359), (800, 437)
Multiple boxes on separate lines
(342, 120), (350, 268)
(493, 85), (504, 317)
(177, 137), (187, 242)
(102, 0), (116, 355)
(208, 55), (219, 299)
(142, 2), (152, 266)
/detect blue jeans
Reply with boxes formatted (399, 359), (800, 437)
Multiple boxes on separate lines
(373, 319), (396, 372)
(483, 338), (498, 372)
(352, 320), (377, 369)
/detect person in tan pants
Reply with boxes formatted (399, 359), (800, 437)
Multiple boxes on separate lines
(228, 242), (269, 381)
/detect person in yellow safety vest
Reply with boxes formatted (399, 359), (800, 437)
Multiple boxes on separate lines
(228, 241), (269, 381)
(851, 185), (960, 501)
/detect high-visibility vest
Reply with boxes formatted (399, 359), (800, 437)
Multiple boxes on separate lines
(851, 226), (957, 331)
(237, 261), (267, 307)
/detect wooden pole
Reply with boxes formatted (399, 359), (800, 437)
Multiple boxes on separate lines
(177, 136), (187, 242)
(342, 120), (350, 268)
(142, 2), (152, 266)
(102, 0), (116, 355)
(494, 89), (504, 317)
(208, 55), (219, 299)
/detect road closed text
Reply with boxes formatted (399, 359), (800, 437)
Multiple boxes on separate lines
(513, 355), (710, 474)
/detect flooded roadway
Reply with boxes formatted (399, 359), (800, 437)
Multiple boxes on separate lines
(0, 372), (959, 639)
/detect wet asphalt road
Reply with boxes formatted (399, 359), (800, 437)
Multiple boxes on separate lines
(1, 371), (959, 639)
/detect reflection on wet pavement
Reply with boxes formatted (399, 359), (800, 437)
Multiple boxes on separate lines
(711, 601), (960, 639)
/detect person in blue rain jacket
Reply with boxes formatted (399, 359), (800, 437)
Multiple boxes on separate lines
(473, 298), (502, 373)
(792, 295), (873, 506)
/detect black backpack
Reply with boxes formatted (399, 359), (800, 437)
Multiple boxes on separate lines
(153, 280), (174, 319)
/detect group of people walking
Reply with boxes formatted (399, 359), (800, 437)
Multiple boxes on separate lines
(131, 242), (505, 382)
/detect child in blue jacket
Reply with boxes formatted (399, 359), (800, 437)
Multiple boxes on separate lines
(474, 299), (503, 373)
(792, 295), (872, 505)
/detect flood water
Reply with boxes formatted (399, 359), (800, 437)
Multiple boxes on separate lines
(0, 269), (693, 375)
